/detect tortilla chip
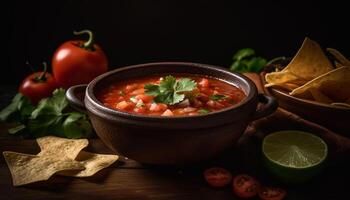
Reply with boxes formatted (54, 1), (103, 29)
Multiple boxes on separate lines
(290, 66), (350, 102)
(309, 87), (333, 104)
(58, 151), (119, 177)
(327, 48), (350, 66)
(36, 136), (88, 160)
(265, 37), (333, 87)
(331, 102), (350, 108)
(3, 151), (84, 186)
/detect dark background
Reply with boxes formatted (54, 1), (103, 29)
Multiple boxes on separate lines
(2, 0), (349, 84)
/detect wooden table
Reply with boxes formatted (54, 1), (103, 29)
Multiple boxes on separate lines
(1, 86), (349, 200)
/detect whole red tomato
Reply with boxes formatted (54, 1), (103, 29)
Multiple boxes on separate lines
(52, 30), (108, 89)
(19, 63), (57, 104)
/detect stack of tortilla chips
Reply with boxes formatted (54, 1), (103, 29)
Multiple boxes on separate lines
(265, 37), (350, 108)
(3, 136), (119, 186)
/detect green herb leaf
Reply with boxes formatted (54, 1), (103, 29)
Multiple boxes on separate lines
(63, 112), (93, 138)
(2, 88), (94, 139)
(8, 124), (26, 134)
(145, 75), (197, 105)
(175, 78), (197, 93)
(31, 88), (67, 118)
(233, 48), (255, 61)
(198, 108), (210, 114)
(210, 94), (228, 101)
(145, 84), (160, 96)
(0, 93), (33, 122)
(159, 76), (176, 93)
(245, 57), (267, 72)
(230, 48), (268, 73)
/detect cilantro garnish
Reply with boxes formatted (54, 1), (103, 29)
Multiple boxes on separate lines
(198, 108), (210, 114)
(0, 89), (93, 138)
(210, 94), (228, 101)
(144, 75), (197, 105)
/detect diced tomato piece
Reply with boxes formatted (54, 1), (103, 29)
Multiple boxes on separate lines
(161, 109), (174, 116)
(200, 88), (214, 96)
(207, 100), (224, 109)
(198, 78), (210, 88)
(149, 103), (168, 112)
(197, 94), (209, 102)
(125, 84), (139, 92)
(183, 107), (197, 113)
(193, 99), (203, 107)
(134, 106), (146, 114)
(130, 88), (145, 95)
(116, 101), (135, 110)
(188, 112), (198, 116)
(135, 94), (153, 103)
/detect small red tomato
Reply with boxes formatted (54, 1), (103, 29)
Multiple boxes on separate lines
(232, 174), (260, 198)
(52, 30), (108, 89)
(19, 63), (57, 104)
(204, 167), (232, 187)
(259, 187), (286, 200)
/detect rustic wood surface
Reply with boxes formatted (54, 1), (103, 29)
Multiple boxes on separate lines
(1, 85), (349, 200)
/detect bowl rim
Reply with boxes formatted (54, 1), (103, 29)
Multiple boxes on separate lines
(265, 81), (350, 111)
(260, 71), (350, 111)
(85, 62), (258, 120)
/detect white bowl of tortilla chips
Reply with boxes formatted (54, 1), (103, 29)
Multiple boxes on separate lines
(264, 37), (350, 136)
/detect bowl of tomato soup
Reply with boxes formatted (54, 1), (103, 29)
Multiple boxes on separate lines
(66, 62), (277, 165)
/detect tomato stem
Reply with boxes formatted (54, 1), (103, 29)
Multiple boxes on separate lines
(73, 29), (95, 51)
(35, 62), (48, 82)
(26, 61), (36, 72)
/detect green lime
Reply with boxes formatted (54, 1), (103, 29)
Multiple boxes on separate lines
(262, 130), (328, 184)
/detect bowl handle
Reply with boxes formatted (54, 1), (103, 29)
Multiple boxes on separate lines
(251, 94), (278, 121)
(66, 84), (88, 112)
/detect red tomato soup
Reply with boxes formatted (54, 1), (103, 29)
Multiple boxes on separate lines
(96, 75), (246, 116)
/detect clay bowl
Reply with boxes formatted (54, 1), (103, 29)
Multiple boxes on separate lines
(262, 72), (350, 137)
(67, 62), (278, 165)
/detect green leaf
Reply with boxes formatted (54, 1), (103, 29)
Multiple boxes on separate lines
(0, 93), (32, 122)
(229, 61), (246, 72)
(144, 84), (160, 96)
(233, 48), (255, 61)
(159, 76), (176, 93)
(63, 112), (93, 139)
(210, 94), (228, 101)
(8, 124), (26, 134)
(145, 75), (197, 105)
(246, 57), (267, 72)
(198, 108), (210, 114)
(172, 93), (185, 105)
(175, 78), (197, 93)
(28, 115), (64, 138)
(31, 88), (67, 118)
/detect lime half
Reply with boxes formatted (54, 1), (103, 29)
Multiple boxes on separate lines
(262, 130), (328, 183)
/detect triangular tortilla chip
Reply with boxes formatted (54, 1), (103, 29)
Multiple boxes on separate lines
(3, 151), (84, 186)
(58, 151), (119, 177)
(290, 66), (350, 102)
(36, 136), (88, 159)
(265, 37), (333, 87)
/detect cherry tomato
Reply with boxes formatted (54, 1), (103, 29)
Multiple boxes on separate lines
(19, 63), (57, 104)
(259, 187), (286, 200)
(232, 174), (260, 198)
(52, 30), (108, 89)
(204, 167), (232, 187)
